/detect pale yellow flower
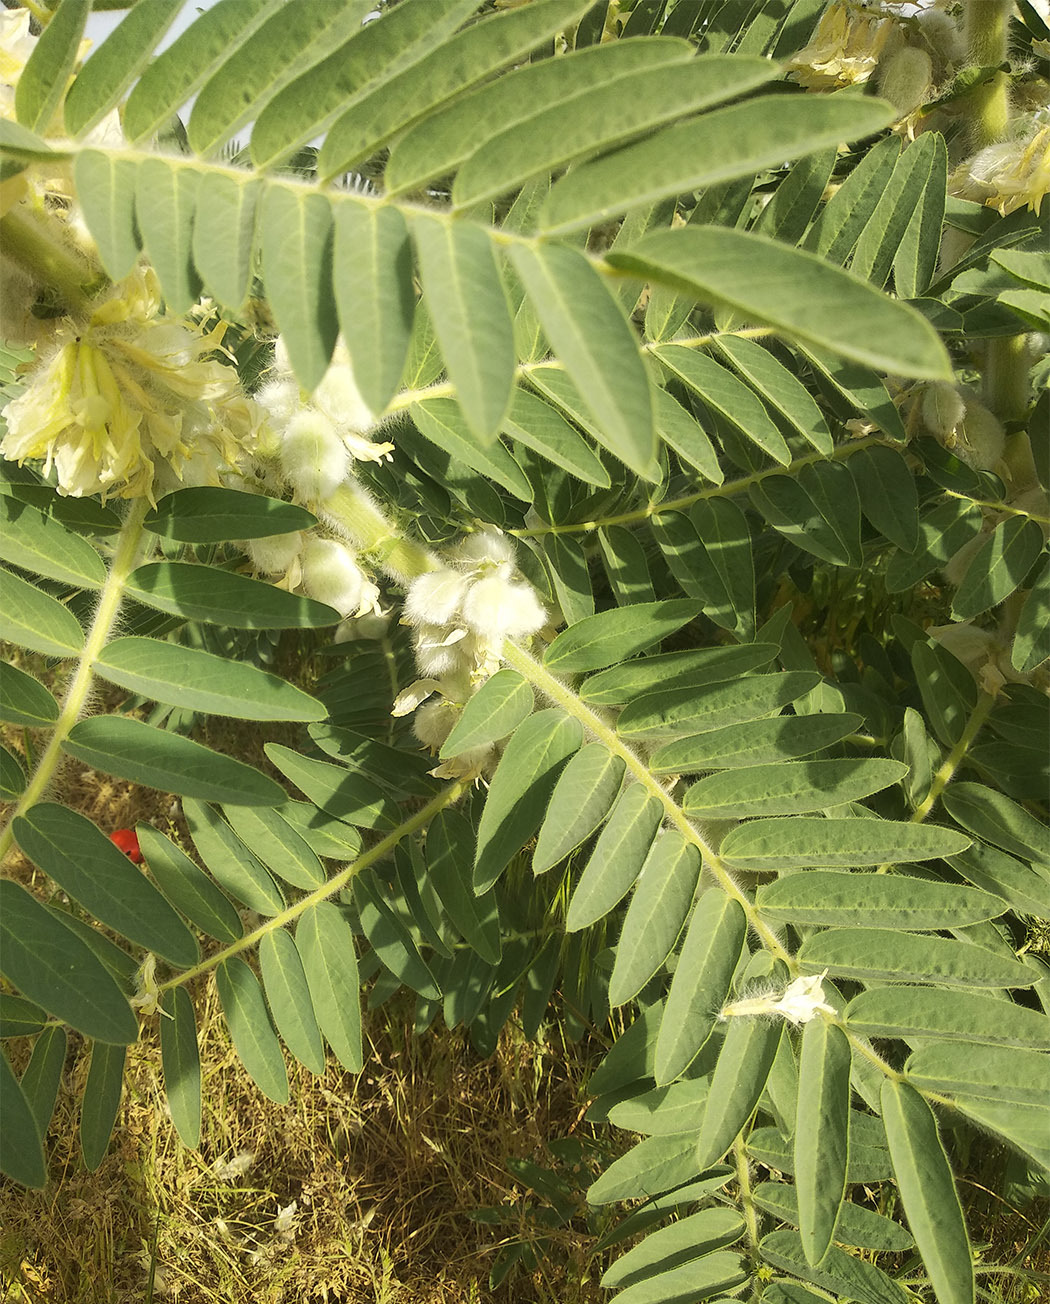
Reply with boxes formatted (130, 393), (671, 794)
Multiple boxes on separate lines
(1, 267), (259, 500)
(787, 1), (893, 91)
(952, 124), (1050, 218)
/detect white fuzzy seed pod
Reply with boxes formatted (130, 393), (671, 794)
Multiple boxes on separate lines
(279, 410), (349, 501)
(461, 575), (546, 640)
(454, 530), (518, 572)
(922, 382), (966, 439)
(300, 537), (367, 616)
(245, 531), (303, 576)
(877, 45), (933, 115)
(403, 569), (470, 627)
(313, 352), (376, 434)
(958, 398), (1005, 471)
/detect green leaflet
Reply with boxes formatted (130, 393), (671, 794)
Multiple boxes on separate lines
(617, 671), (821, 742)
(753, 1184), (914, 1253)
(0, 566), (84, 658)
(754, 145), (838, 246)
(582, 643), (778, 708)
(0, 1048), (46, 1189)
(886, 498), (984, 592)
(73, 152), (142, 281)
(411, 214), (515, 443)
(801, 345), (908, 441)
(259, 929), (326, 1077)
(565, 784), (663, 932)
(506, 389), (610, 487)
(126, 561), (338, 629)
(64, 716), (285, 807)
(848, 444), (920, 553)
(542, 533), (594, 624)
(606, 1079), (711, 1137)
(949, 1096), (1050, 1174)
(14, 0), (88, 134)
(760, 1230), (908, 1304)
(712, 334), (832, 456)
(798, 928), (1031, 988)
(187, 0), (375, 157)
(20, 1024), (65, 1139)
(545, 599), (700, 675)
(192, 173), (262, 311)
(542, 94), (891, 236)
(911, 639), (978, 748)
(183, 798), (286, 916)
(0, 496), (105, 588)
(894, 134), (948, 299)
(64, 0), (182, 138)
(0, 994), (47, 1039)
(1, 751), (29, 798)
(145, 486), (315, 543)
(220, 805), (326, 891)
(951, 517), (1045, 620)
(354, 869), (440, 1000)
(749, 1118), (893, 1185)
(93, 637), (325, 723)
(588, 1130), (704, 1205)
(795, 1019), (851, 1266)
(13, 803), (198, 969)
(598, 527), (655, 606)
(750, 463), (863, 569)
(137, 825), (244, 944)
(135, 157), (202, 315)
(474, 708), (582, 894)
(456, 55), (776, 210)
(757, 870), (1003, 930)
(384, 37), (694, 196)
(722, 818), (971, 871)
(410, 399), (533, 501)
(80, 1041), (125, 1172)
(600, 1207), (746, 1289)
(851, 132), (941, 289)
(160, 988), (201, 1148)
(609, 833), (701, 1008)
(656, 346), (791, 466)
(0, 662), (58, 728)
(216, 958), (289, 1105)
(295, 902), (362, 1073)
(653, 388), (724, 483)
(650, 712), (863, 774)
(278, 800), (363, 861)
(655, 892), (747, 1085)
(532, 745), (626, 875)
(905, 1043), (1050, 1107)
(696, 1018), (782, 1171)
(428, 810), (501, 965)
(804, 134), (901, 263)
(949, 841), (1050, 920)
(509, 243), (656, 480)
(317, 0), (593, 180)
(265, 743), (398, 830)
(941, 782), (1050, 869)
(258, 184), (339, 392)
(1012, 555), (1050, 675)
(684, 758), (907, 819)
(604, 1255), (748, 1303)
(249, 0), (480, 169)
(332, 201), (414, 418)
(122, 0), (281, 142)
(0, 880), (137, 1045)
(881, 1080), (975, 1304)
(846, 986), (1050, 1048)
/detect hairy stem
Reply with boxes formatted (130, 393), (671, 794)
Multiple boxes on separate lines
(158, 779), (467, 991)
(964, 0), (1012, 149)
(732, 1134), (761, 1250)
(0, 497), (151, 863)
(910, 691), (996, 826)
(0, 208), (104, 313)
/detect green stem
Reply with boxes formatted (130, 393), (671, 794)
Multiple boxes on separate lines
(910, 691), (996, 826)
(0, 497), (151, 864)
(158, 779), (467, 992)
(732, 1134), (760, 1250)
(510, 434), (889, 538)
(964, 0), (1011, 148)
(501, 640), (793, 965)
(984, 335), (1031, 425)
(0, 208), (104, 313)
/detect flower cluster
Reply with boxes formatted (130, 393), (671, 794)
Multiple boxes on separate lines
(951, 116), (1050, 218)
(244, 530), (382, 621)
(787, 2), (894, 91)
(254, 337), (394, 506)
(0, 268), (260, 500)
(721, 971), (836, 1026)
(393, 531), (547, 777)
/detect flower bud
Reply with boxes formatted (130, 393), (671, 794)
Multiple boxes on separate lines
(922, 382), (966, 439)
(404, 569), (470, 627)
(300, 537), (367, 616)
(279, 410), (348, 502)
(877, 45), (933, 116)
(313, 353), (376, 435)
(461, 575), (546, 640)
(245, 531), (302, 576)
(957, 398), (1005, 471)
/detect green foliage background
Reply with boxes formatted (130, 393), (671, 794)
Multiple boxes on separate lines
(1, 0), (1048, 1300)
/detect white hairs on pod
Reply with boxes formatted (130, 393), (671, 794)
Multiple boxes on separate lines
(279, 410), (349, 502)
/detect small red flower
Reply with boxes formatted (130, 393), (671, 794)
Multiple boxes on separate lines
(109, 828), (143, 864)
